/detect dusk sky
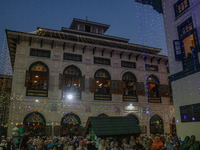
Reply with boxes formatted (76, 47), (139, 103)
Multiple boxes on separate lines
(0, 0), (167, 75)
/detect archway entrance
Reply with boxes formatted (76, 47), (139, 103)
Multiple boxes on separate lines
(150, 115), (164, 134)
(23, 112), (46, 135)
(61, 113), (82, 136)
(127, 114), (139, 125)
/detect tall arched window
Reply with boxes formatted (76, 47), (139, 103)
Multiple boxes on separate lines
(150, 115), (164, 134)
(25, 61), (49, 97)
(62, 65), (83, 99)
(23, 111), (46, 135)
(61, 113), (81, 136)
(147, 75), (161, 103)
(94, 69), (111, 94)
(122, 72), (137, 102)
(93, 69), (111, 100)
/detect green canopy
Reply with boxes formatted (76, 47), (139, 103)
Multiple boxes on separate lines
(85, 116), (140, 136)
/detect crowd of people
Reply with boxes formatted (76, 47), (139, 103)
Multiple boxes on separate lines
(0, 134), (199, 150)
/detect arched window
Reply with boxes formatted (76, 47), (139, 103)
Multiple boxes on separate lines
(26, 61), (49, 97)
(122, 72), (137, 96)
(147, 75), (160, 98)
(23, 112), (46, 135)
(62, 65), (82, 99)
(23, 112), (46, 126)
(97, 113), (108, 117)
(61, 113), (81, 126)
(127, 114), (139, 125)
(150, 115), (164, 134)
(94, 69), (111, 94)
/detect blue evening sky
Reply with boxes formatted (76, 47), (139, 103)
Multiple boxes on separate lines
(0, 0), (167, 75)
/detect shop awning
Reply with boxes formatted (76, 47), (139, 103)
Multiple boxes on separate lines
(84, 116), (140, 136)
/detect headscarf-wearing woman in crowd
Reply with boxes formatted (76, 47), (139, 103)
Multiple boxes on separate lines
(121, 139), (131, 150)
(174, 141), (183, 150)
(98, 139), (107, 150)
(145, 138), (153, 150)
(111, 141), (123, 150)
(184, 135), (199, 150)
(152, 136), (164, 150)
(166, 136), (174, 150)
(181, 136), (190, 148)
(48, 137), (60, 149)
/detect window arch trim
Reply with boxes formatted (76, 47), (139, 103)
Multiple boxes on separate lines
(147, 75), (160, 84)
(122, 72), (137, 82)
(63, 65), (82, 77)
(29, 61), (49, 73)
(94, 68), (111, 80)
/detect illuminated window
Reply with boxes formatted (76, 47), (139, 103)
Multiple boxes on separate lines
(175, 17), (200, 69)
(150, 115), (164, 134)
(174, 0), (190, 18)
(26, 62), (49, 97)
(122, 72), (137, 96)
(62, 65), (82, 99)
(94, 69), (111, 94)
(146, 75), (160, 98)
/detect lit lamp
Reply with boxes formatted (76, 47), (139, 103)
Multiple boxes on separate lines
(67, 94), (73, 100)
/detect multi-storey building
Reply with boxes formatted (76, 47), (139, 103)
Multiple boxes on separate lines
(6, 18), (174, 137)
(161, 0), (200, 140)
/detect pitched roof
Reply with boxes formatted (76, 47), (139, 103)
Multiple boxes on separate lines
(85, 116), (140, 136)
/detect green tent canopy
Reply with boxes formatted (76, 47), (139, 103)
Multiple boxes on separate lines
(84, 116), (141, 136)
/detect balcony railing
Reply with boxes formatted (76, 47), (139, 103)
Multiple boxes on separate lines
(26, 88), (48, 97)
(123, 95), (138, 102)
(94, 93), (111, 101)
(148, 97), (161, 103)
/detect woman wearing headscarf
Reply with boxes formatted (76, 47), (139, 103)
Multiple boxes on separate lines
(181, 136), (190, 148)
(98, 139), (107, 150)
(166, 136), (174, 150)
(48, 137), (60, 148)
(152, 136), (164, 150)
